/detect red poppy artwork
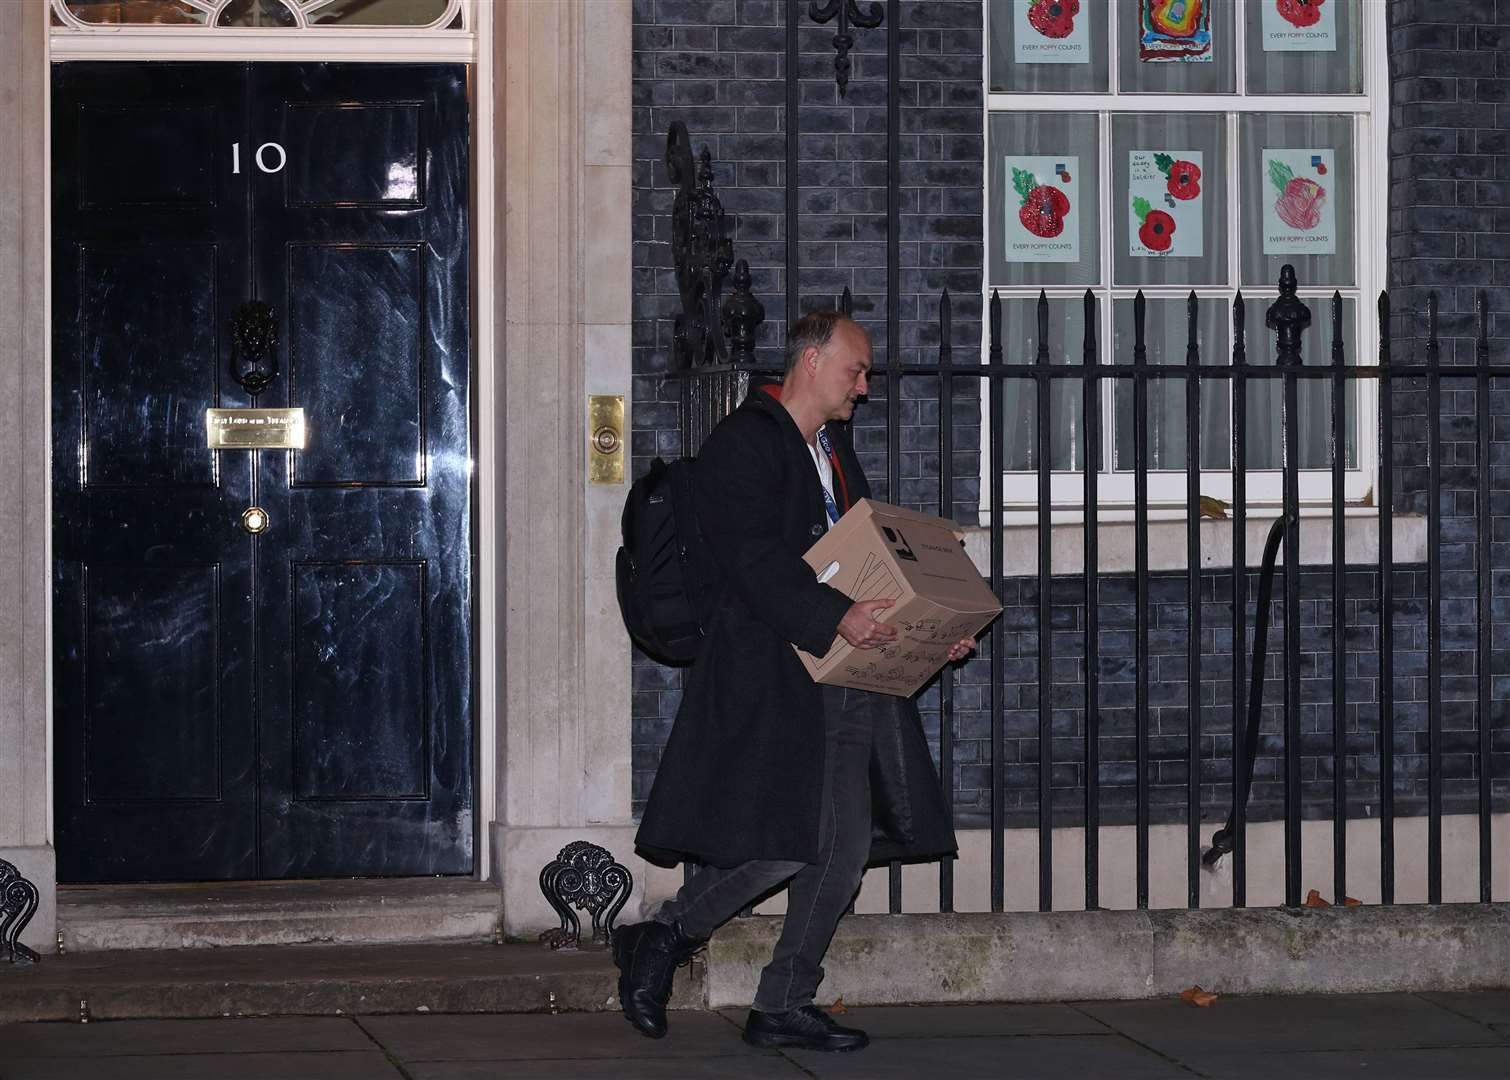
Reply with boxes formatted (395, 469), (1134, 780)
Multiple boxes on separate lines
(1026, 0), (1080, 39)
(1269, 158), (1325, 230)
(1134, 202), (1177, 252)
(1275, 0), (1324, 29)
(1004, 157), (1079, 263)
(1155, 153), (1202, 200)
(1261, 149), (1336, 255)
(1260, 0), (1336, 52)
(1128, 150), (1203, 258)
(1018, 176), (1070, 238)
(1014, 0), (1091, 64)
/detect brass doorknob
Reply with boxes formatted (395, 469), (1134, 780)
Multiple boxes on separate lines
(241, 507), (269, 534)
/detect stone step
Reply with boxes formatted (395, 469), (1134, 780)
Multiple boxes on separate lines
(56, 878), (503, 952)
(0, 941), (701, 1024)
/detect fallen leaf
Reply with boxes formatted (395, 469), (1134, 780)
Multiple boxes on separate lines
(1344, 896), (1362, 907)
(1181, 985), (1219, 1007)
(1303, 889), (1331, 908)
(1198, 495), (1230, 520)
(827, 997), (848, 1015)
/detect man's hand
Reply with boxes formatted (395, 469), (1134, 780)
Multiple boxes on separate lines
(838, 598), (898, 649)
(945, 637), (976, 664)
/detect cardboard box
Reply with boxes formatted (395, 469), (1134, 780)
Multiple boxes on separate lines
(797, 499), (1003, 698)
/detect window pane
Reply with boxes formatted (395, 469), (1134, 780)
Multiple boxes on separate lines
(1245, 0), (1364, 95)
(1111, 297), (1231, 471)
(1118, 0), (1235, 94)
(1239, 295), (1358, 470)
(989, 0), (1110, 94)
(63, 0), (206, 24)
(997, 297), (1095, 472)
(1239, 113), (1355, 287)
(989, 112), (1101, 288)
(216, 0), (298, 26)
(1112, 113), (1228, 287)
(308, 0), (455, 26)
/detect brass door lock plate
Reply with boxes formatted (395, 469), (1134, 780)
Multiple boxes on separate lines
(588, 394), (624, 485)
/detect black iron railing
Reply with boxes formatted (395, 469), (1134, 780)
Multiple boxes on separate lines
(667, 261), (1504, 914)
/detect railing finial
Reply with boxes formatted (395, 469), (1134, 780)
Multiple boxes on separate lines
(721, 258), (764, 366)
(1266, 264), (1311, 366)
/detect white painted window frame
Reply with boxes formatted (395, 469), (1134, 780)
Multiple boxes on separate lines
(981, 0), (1390, 519)
(50, 0), (474, 61)
(44, 0), (498, 881)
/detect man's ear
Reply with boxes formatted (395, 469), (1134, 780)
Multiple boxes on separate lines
(806, 346), (821, 374)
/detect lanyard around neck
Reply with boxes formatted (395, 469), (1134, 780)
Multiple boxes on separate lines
(814, 426), (840, 524)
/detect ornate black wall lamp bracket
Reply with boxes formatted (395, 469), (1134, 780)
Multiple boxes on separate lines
(230, 300), (280, 396)
(1, 858), (41, 964)
(538, 841), (633, 949)
(808, 0), (885, 97)
(667, 121), (734, 371)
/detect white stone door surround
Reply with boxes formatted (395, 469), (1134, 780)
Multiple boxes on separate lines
(489, 0), (660, 934)
(0, 0), (647, 950)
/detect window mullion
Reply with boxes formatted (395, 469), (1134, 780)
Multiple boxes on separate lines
(1108, 0), (1121, 96)
(1098, 104), (1114, 481)
(1234, 0), (1249, 97)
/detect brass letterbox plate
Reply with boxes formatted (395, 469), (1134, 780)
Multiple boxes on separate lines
(206, 408), (306, 450)
(588, 394), (625, 485)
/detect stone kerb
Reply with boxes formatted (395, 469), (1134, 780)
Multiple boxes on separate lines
(701, 903), (1510, 1008)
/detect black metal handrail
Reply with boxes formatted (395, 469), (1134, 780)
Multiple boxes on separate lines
(1202, 513), (1293, 870)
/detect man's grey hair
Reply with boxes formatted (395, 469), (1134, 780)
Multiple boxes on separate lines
(784, 310), (853, 375)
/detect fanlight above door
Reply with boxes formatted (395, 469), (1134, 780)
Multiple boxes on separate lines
(52, 0), (467, 31)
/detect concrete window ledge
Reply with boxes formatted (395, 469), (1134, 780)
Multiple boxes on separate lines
(699, 904), (1510, 1008)
(961, 510), (1428, 577)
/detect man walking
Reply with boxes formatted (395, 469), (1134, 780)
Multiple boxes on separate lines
(615, 312), (967, 1053)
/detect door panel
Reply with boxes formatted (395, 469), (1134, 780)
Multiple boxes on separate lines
(252, 64), (472, 878)
(53, 61), (473, 882)
(79, 104), (218, 209)
(85, 563), (224, 802)
(292, 560), (428, 801)
(287, 243), (425, 486)
(54, 63), (254, 883)
(284, 103), (424, 208)
(81, 244), (222, 487)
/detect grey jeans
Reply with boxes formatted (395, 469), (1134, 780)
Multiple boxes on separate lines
(653, 684), (878, 1013)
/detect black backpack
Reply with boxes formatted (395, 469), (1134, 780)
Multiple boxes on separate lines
(615, 456), (724, 665)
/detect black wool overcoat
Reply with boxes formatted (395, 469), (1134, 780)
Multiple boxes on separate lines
(635, 388), (959, 869)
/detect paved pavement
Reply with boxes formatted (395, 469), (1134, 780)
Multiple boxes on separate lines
(1, 991), (1508, 1078)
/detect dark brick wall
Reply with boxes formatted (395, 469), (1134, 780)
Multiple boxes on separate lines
(630, 0), (1510, 825)
(1380, 0), (1510, 834)
(631, 0), (985, 811)
(630, 0), (984, 511)
(1388, 0), (1510, 351)
(931, 566), (1493, 830)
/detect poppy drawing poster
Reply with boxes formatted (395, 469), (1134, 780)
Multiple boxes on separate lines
(1261, 148), (1336, 255)
(1014, 0), (1091, 65)
(1260, 0), (1336, 52)
(1139, 0), (1212, 63)
(1004, 156), (1080, 263)
(1128, 150), (1203, 258)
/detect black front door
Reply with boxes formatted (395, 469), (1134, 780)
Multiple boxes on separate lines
(52, 62), (473, 882)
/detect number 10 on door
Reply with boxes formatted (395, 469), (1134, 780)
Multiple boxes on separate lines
(231, 142), (287, 174)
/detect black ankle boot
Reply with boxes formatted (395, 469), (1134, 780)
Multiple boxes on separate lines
(741, 1004), (869, 1052)
(611, 919), (705, 1039)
